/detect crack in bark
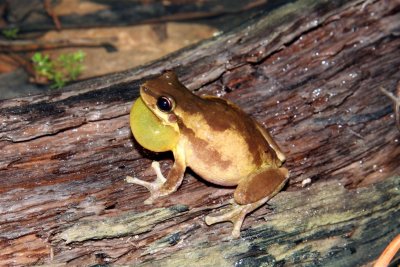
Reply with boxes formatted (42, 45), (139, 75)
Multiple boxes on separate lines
(1, 112), (129, 144)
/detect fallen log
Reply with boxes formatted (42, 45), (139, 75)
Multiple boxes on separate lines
(0, 0), (399, 265)
(1, 0), (268, 32)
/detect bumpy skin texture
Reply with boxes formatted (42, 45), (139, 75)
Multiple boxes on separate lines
(127, 71), (289, 238)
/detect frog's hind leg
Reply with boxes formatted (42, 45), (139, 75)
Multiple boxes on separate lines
(205, 167), (289, 238)
(255, 122), (286, 163)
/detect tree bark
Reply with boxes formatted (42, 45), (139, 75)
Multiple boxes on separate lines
(1, 0), (399, 266)
(1, 0), (268, 32)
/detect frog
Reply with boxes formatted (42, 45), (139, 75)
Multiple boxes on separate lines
(126, 71), (289, 238)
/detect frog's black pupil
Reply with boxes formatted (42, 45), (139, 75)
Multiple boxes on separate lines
(157, 96), (172, 112)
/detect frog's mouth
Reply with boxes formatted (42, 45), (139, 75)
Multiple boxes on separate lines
(139, 86), (157, 110)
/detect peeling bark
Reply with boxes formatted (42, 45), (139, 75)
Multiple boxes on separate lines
(1, 0), (399, 266)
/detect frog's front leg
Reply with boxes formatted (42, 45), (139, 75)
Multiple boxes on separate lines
(126, 146), (186, 204)
(205, 167), (289, 238)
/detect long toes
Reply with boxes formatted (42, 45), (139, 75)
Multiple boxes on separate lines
(125, 175), (136, 183)
(205, 208), (239, 225)
(151, 161), (167, 183)
(231, 227), (241, 239)
(205, 204), (251, 238)
(231, 214), (246, 238)
(126, 173), (173, 206)
(205, 214), (219, 226)
(125, 176), (154, 190)
(126, 176), (148, 186)
(205, 211), (245, 238)
(144, 197), (155, 205)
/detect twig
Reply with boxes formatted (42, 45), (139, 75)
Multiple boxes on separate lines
(0, 38), (117, 53)
(373, 234), (400, 267)
(379, 85), (400, 131)
(44, 0), (62, 30)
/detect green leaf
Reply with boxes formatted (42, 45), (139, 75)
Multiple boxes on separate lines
(31, 50), (85, 89)
(2, 27), (19, 39)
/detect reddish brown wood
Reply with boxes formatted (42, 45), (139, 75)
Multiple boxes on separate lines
(0, 0), (399, 266)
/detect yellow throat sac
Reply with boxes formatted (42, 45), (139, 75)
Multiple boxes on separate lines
(130, 97), (179, 152)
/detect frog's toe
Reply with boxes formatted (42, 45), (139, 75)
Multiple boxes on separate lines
(143, 195), (156, 205)
(150, 161), (167, 183)
(205, 203), (252, 238)
(126, 175), (167, 204)
(125, 162), (168, 204)
(126, 176), (151, 189)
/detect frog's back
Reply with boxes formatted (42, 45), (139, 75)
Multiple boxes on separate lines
(178, 95), (280, 186)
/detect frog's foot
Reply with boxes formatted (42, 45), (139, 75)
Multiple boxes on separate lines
(205, 199), (265, 238)
(126, 161), (167, 204)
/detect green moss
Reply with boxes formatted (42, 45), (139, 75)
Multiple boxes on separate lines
(60, 205), (188, 244)
(31, 51), (85, 89)
(2, 27), (19, 39)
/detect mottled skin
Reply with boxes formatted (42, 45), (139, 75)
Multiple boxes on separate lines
(126, 71), (289, 238)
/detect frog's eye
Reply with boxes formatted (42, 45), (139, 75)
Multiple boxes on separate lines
(156, 96), (174, 112)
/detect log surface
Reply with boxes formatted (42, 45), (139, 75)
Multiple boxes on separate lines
(1, 0), (399, 266)
(1, 0), (268, 32)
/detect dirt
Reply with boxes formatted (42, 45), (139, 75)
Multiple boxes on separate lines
(39, 22), (217, 79)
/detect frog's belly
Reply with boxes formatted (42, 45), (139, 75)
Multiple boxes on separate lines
(189, 162), (247, 186)
(184, 139), (258, 186)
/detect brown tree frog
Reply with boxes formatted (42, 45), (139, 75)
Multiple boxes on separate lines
(126, 71), (289, 238)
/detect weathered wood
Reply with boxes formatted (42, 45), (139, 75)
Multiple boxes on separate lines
(1, 0), (399, 266)
(1, 0), (268, 32)
(134, 176), (399, 266)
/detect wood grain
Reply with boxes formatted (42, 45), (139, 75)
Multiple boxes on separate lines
(1, 0), (399, 265)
